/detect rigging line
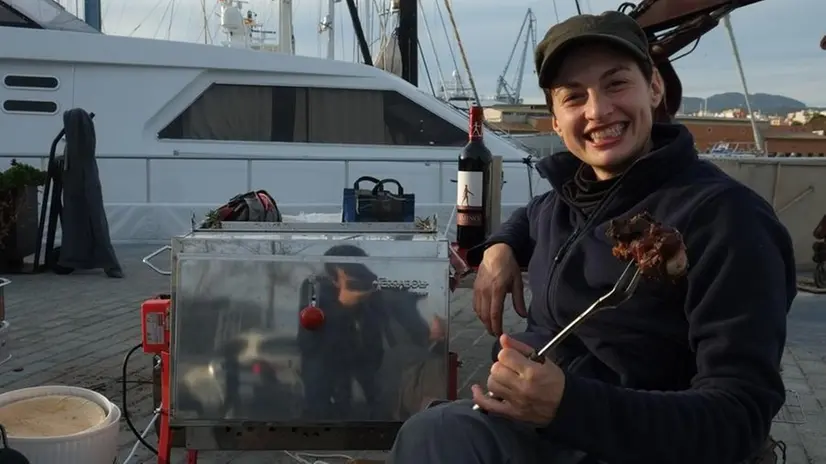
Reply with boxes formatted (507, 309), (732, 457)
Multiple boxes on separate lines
(166, 0), (176, 40)
(127, 0), (166, 35)
(441, 0), (480, 104)
(316, 0), (323, 58)
(111, 0), (129, 34)
(101, 0), (112, 24)
(194, 3), (209, 43)
(262, 0), (277, 30)
(433, 0), (461, 76)
(340, 7), (347, 60)
(551, 0), (560, 22)
(199, 0), (208, 44)
(209, 1), (221, 44)
(195, 0), (220, 45)
(375, 0), (391, 50)
(151, 0), (174, 39)
(368, 0), (385, 48)
(418, 0), (445, 87)
(418, 37), (437, 97)
(574, 0), (582, 14)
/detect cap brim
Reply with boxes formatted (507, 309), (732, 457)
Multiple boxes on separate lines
(538, 33), (649, 87)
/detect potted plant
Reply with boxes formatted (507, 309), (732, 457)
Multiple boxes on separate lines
(0, 159), (46, 272)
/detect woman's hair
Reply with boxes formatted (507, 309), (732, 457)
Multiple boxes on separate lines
(654, 58), (682, 122)
(322, 244), (377, 283)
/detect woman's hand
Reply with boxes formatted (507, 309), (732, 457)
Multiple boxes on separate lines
(472, 334), (565, 425)
(473, 244), (528, 336)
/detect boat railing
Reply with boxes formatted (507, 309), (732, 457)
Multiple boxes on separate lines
(706, 141), (761, 156)
(9, 152), (542, 204)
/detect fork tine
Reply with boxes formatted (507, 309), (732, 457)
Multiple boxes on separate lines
(612, 262), (637, 292)
(623, 268), (642, 294)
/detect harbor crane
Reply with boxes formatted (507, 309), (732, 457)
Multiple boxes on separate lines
(493, 9), (537, 104)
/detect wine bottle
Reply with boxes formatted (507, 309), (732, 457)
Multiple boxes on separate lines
(456, 105), (492, 250)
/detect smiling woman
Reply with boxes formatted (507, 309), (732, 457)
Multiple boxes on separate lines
(535, 12), (664, 180)
(385, 9), (794, 464)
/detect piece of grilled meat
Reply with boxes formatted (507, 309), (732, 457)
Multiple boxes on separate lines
(606, 212), (688, 278)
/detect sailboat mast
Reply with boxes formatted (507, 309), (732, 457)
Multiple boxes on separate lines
(326, 0), (336, 59)
(83, 0), (101, 31)
(279, 0), (295, 54)
(397, 0), (418, 85)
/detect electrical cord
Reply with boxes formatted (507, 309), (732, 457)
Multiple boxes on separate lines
(283, 450), (355, 464)
(120, 343), (362, 463)
(122, 412), (159, 464)
(122, 343), (159, 455)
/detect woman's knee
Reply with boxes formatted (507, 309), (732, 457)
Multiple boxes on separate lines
(398, 400), (477, 435)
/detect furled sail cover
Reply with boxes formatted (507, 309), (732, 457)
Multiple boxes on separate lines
(374, 30), (403, 78)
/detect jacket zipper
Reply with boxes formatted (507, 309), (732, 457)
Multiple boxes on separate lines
(543, 178), (629, 322)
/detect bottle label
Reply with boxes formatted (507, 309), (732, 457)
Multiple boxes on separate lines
(456, 170), (484, 226)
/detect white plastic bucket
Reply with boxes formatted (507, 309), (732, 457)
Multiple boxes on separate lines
(0, 385), (120, 464)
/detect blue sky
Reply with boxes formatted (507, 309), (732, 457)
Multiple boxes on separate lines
(94, 0), (826, 106)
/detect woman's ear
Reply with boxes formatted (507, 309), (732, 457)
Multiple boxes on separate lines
(650, 67), (665, 109)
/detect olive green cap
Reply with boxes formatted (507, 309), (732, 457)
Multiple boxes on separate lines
(535, 11), (650, 87)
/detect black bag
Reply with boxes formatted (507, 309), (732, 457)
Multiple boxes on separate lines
(202, 190), (281, 228)
(341, 176), (415, 223)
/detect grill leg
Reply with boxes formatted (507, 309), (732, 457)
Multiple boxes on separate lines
(448, 351), (461, 400)
(157, 351), (173, 464)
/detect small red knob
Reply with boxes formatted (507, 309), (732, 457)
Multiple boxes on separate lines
(299, 305), (325, 330)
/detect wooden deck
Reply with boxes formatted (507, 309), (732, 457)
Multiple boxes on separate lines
(1, 245), (825, 463)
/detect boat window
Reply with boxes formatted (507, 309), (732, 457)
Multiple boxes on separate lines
(2, 100), (57, 114)
(4, 75), (59, 89)
(159, 84), (467, 147)
(0, 2), (39, 28)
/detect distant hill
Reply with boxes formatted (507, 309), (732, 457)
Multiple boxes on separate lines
(680, 92), (807, 115)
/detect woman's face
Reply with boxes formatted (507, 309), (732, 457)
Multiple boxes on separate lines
(547, 43), (664, 180)
(333, 268), (375, 307)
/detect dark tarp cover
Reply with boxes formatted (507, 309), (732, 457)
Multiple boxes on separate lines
(57, 108), (122, 276)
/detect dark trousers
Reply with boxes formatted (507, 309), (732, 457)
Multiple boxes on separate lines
(386, 399), (594, 464)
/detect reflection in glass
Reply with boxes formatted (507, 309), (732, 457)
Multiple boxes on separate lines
(173, 246), (448, 423)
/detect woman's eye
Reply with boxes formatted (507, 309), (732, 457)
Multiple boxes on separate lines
(608, 80), (626, 89)
(563, 94), (584, 104)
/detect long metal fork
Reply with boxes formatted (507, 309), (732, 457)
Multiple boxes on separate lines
(472, 261), (642, 412)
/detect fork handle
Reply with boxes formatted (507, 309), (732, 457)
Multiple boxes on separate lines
(528, 351), (546, 364)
